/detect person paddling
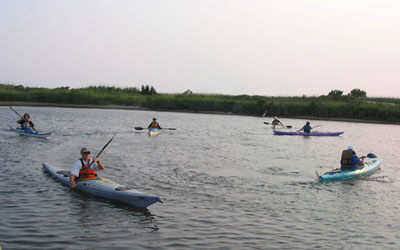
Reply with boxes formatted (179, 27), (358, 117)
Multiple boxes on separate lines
(271, 117), (284, 126)
(70, 147), (105, 189)
(340, 146), (366, 170)
(148, 118), (162, 129)
(298, 121), (312, 133)
(17, 113), (37, 131)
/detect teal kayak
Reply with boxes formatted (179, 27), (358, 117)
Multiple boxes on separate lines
(43, 163), (161, 208)
(317, 159), (382, 182)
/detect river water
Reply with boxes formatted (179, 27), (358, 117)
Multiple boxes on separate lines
(0, 106), (399, 249)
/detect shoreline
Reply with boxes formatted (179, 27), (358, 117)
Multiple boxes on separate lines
(1, 101), (397, 125)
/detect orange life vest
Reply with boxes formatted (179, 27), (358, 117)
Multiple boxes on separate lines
(79, 159), (97, 180)
(150, 122), (160, 128)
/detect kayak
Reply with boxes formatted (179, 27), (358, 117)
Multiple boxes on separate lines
(272, 124), (282, 130)
(42, 163), (161, 208)
(273, 130), (344, 136)
(148, 128), (160, 136)
(10, 126), (51, 139)
(316, 159), (382, 182)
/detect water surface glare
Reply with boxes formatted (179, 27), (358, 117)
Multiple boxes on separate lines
(1, 106), (399, 249)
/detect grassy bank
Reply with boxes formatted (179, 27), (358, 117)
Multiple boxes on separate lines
(1, 84), (400, 123)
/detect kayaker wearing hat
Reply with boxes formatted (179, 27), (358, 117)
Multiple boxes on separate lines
(70, 147), (105, 188)
(340, 146), (366, 170)
(16, 113), (37, 131)
(148, 118), (162, 129)
(271, 117), (283, 126)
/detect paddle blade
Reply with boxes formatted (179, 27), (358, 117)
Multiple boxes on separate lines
(264, 122), (270, 125)
(367, 153), (377, 158)
(135, 127), (144, 130)
(286, 125), (292, 128)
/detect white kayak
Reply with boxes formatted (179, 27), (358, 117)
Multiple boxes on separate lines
(43, 163), (162, 208)
(148, 128), (160, 136)
(10, 126), (51, 138)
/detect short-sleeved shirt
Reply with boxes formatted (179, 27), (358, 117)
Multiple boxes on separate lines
(71, 159), (99, 177)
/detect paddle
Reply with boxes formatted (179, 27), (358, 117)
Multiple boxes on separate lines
(9, 106), (24, 119)
(135, 126), (176, 130)
(296, 125), (322, 132)
(264, 122), (292, 128)
(88, 132), (117, 167)
(365, 153), (377, 158)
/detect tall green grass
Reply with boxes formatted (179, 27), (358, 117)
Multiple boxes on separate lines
(1, 84), (399, 123)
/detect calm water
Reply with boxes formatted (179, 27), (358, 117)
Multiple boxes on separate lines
(1, 106), (399, 249)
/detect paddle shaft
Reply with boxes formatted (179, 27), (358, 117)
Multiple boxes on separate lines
(9, 106), (24, 120)
(135, 126), (176, 130)
(89, 132), (117, 167)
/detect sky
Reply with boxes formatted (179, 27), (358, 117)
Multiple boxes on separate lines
(0, 0), (399, 97)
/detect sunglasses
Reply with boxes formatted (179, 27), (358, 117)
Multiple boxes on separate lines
(83, 152), (91, 155)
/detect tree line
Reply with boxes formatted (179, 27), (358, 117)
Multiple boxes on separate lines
(1, 83), (399, 123)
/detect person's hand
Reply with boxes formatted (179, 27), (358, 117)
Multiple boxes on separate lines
(71, 182), (77, 189)
(93, 156), (99, 163)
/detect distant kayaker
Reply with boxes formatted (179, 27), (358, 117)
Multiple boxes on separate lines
(340, 146), (366, 170)
(69, 147), (105, 189)
(148, 118), (162, 129)
(16, 113), (36, 131)
(271, 117), (283, 126)
(298, 121), (312, 133)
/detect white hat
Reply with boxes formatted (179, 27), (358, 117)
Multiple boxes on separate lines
(80, 147), (91, 153)
(347, 146), (354, 150)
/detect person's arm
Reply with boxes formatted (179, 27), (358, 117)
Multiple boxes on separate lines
(148, 122), (152, 129)
(30, 121), (37, 131)
(93, 157), (105, 170)
(356, 156), (366, 166)
(17, 119), (24, 124)
(70, 174), (77, 188)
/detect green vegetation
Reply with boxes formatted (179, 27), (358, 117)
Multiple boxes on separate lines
(1, 84), (400, 123)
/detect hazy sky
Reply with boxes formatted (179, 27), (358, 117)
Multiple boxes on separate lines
(1, 0), (399, 97)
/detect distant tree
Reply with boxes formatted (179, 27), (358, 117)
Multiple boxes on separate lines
(349, 88), (367, 98)
(140, 84), (157, 95)
(328, 89), (343, 97)
(183, 89), (193, 95)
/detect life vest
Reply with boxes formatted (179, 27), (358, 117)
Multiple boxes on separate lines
(79, 159), (97, 180)
(20, 120), (32, 129)
(340, 149), (354, 169)
(150, 122), (160, 128)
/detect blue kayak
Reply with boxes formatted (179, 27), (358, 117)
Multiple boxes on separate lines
(274, 130), (343, 136)
(10, 126), (51, 138)
(43, 163), (162, 208)
(317, 159), (382, 182)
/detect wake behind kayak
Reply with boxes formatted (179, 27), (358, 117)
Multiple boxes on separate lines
(43, 163), (161, 208)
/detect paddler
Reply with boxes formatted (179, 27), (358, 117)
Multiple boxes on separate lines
(340, 146), (366, 170)
(69, 147), (105, 189)
(16, 113), (37, 131)
(297, 121), (312, 133)
(271, 116), (283, 126)
(148, 117), (162, 129)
